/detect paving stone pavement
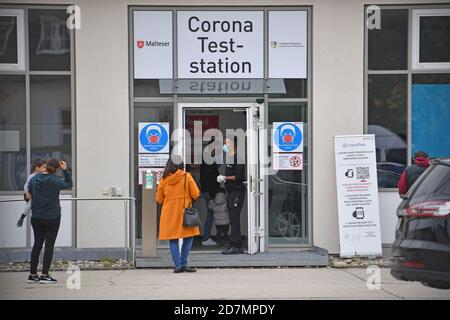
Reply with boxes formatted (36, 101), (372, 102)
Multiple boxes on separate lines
(1, 268), (449, 300)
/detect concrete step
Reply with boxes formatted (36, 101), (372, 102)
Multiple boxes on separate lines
(136, 247), (329, 268)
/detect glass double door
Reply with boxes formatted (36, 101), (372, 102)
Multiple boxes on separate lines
(177, 103), (265, 254)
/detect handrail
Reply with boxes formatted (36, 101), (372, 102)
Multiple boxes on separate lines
(0, 197), (135, 202)
(0, 197), (136, 267)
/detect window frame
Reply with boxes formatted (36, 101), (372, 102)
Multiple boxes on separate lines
(128, 6), (312, 249)
(364, 4), (450, 191)
(0, 8), (25, 71)
(0, 4), (75, 196)
(411, 8), (450, 70)
(0, 4), (76, 249)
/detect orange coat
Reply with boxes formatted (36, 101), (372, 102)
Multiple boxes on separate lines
(156, 169), (201, 240)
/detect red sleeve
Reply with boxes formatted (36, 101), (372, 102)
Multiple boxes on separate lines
(397, 171), (408, 195)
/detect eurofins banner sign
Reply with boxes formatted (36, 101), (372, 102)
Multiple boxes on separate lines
(334, 134), (382, 257)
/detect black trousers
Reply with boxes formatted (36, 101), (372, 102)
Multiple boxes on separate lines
(226, 190), (246, 249)
(30, 217), (61, 275)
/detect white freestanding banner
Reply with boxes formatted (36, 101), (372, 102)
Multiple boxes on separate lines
(334, 134), (382, 257)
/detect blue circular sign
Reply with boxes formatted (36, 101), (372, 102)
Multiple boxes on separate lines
(139, 123), (169, 153)
(274, 123), (302, 152)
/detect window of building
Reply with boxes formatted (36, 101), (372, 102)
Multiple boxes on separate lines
(0, 75), (26, 190)
(368, 9), (408, 71)
(0, 9), (25, 70)
(130, 7), (311, 248)
(30, 75), (72, 165)
(412, 9), (450, 69)
(412, 73), (450, 158)
(268, 102), (308, 245)
(366, 5), (450, 189)
(133, 103), (174, 239)
(28, 9), (71, 71)
(0, 6), (74, 192)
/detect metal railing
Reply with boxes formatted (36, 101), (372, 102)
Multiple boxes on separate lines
(0, 197), (136, 266)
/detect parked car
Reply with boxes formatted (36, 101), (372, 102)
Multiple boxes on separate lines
(391, 158), (450, 289)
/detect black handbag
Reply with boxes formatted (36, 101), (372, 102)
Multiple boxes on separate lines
(183, 173), (201, 227)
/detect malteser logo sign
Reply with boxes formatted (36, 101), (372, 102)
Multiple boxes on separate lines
(134, 11), (173, 79)
(136, 40), (170, 49)
(177, 11), (264, 79)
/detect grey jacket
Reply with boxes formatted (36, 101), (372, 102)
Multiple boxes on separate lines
(208, 192), (230, 226)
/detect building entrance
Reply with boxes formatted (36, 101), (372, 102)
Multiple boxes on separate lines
(178, 103), (264, 254)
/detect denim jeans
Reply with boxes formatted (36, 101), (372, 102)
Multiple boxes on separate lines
(169, 237), (194, 269)
(201, 192), (214, 242)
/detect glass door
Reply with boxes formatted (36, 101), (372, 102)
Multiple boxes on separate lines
(177, 103), (264, 254)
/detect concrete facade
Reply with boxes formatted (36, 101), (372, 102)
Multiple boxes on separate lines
(1, 0), (445, 258)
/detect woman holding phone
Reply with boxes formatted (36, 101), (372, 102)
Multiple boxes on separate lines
(27, 158), (73, 284)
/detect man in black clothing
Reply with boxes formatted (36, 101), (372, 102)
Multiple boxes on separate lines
(218, 137), (246, 254)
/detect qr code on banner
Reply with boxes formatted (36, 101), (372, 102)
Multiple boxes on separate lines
(356, 166), (370, 179)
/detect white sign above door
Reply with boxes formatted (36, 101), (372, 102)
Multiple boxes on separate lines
(177, 11), (264, 79)
(133, 11), (173, 79)
(269, 11), (308, 79)
(133, 10), (308, 80)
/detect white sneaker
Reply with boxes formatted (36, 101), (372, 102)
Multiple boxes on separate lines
(202, 238), (217, 246)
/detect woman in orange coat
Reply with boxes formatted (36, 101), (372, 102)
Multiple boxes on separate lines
(156, 155), (200, 273)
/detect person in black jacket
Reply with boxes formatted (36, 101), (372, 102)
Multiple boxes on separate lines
(397, 151), (430, 195)
(27, 158), (73, 284)
(217, 137), (246, 254)
(200, 139), (220, 246)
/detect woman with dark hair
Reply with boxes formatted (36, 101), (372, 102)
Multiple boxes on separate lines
(27, 157), (73, 284)
(156, 155), (200, 273)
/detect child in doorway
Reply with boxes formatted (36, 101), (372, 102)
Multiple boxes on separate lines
(16, 159), (46, 227)
(208, 188), (230, 246)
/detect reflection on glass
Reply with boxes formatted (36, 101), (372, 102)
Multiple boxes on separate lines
(134, 79), (172, 97)
(28, 9), (70, 71)
(419, 16), (450, 63)
(0, 75), (26, 191)
(0, 16), (18, 64)
(268, 103), (308, 245)
(368, 9), (408, 70)
(30, 75), (71, 181)
(268, 79), (307, 98)
(368, 74), (407, 187)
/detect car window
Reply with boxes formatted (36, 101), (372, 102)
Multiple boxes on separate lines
(409, 164), (450, 205)
(377, 169), (401, 188)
